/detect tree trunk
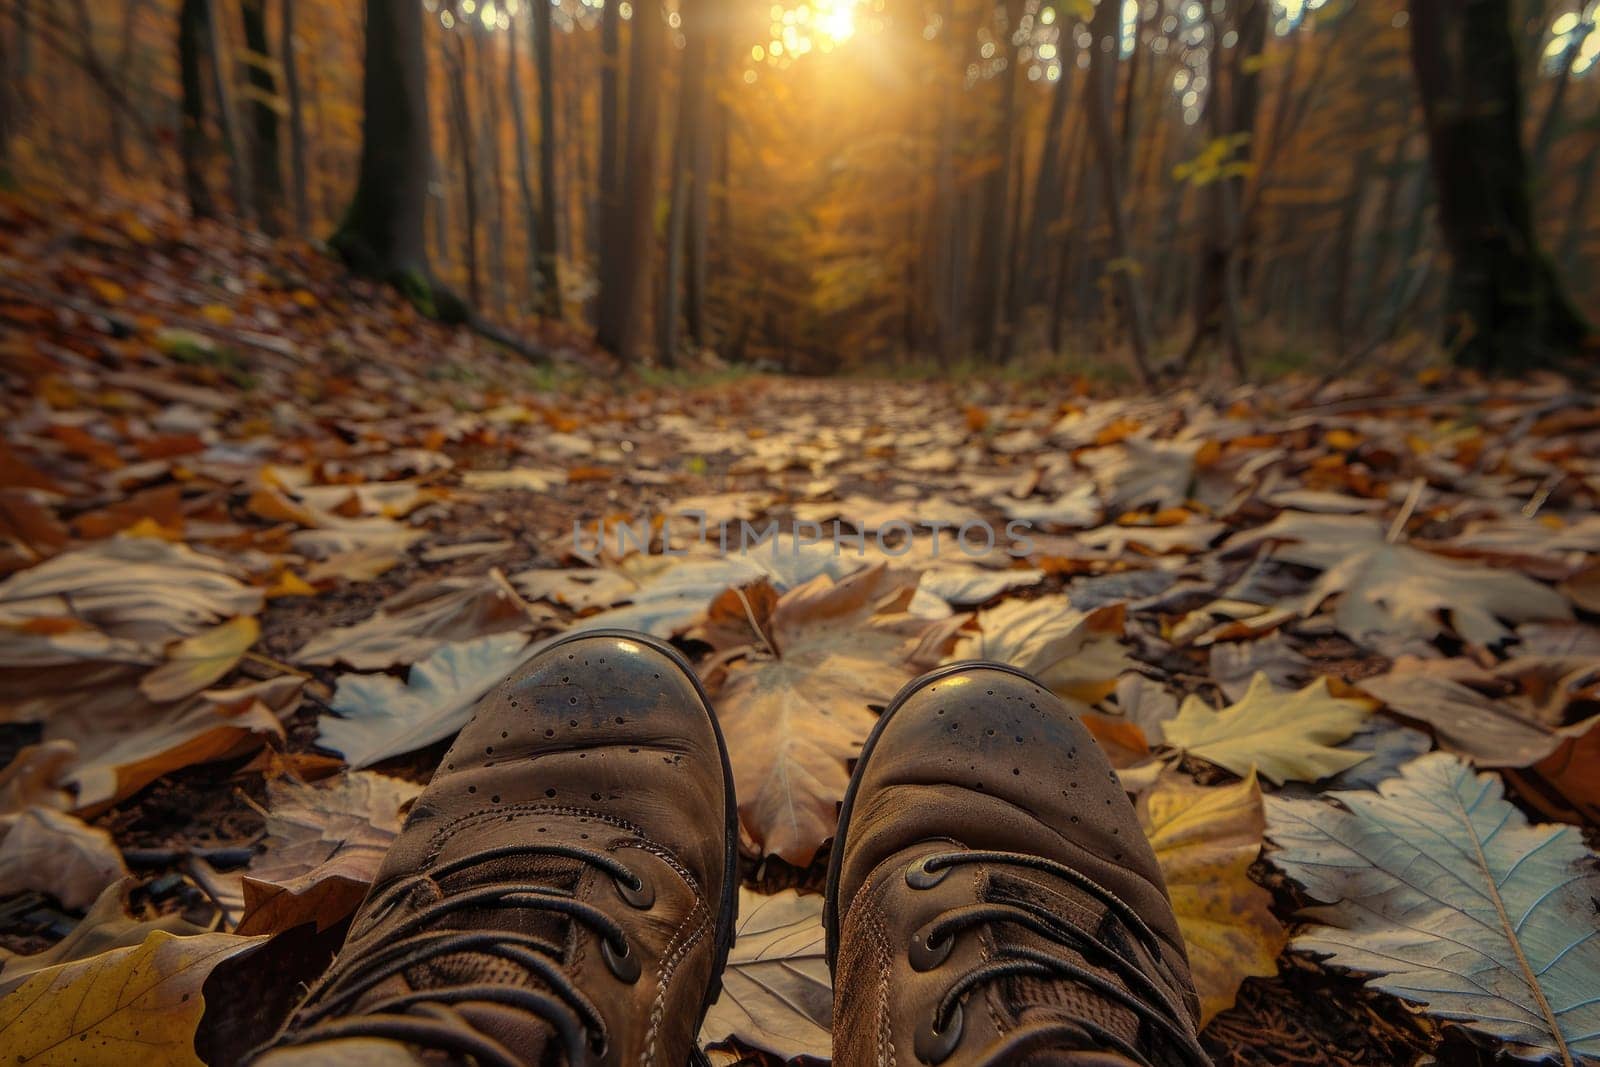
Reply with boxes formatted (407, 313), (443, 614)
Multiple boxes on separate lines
(241, 0), (283, 232)
(1557, 136), (1599, 270)
(683, 0), (717, 349)
(280, 0), (310, 233)
(662, 0), (711, 367)
(969, 0), (1023, 361)
(475, 27), (508, 319)
(596, 0), (664, 362)
(204, 0), (252, 221)
(594, 0), (624, 323)
(661, 130), (688, 368)
(178, 0), (216, 218)
(507, 17), (542, 304)
(1407, 0), (1589, 369)
(1085, 0), (1154, 384)
(444, 32), (481, 309)
(331, 0), (462, 320)
(530, 0), (562, 317)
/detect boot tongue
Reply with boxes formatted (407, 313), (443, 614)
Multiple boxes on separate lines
(983, 870), (1147, 1056)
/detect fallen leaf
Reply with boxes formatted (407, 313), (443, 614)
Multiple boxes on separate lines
(1266, 753), (1600, 1064)
(0, 928), (263, 1065)
(1165, 674), (1375, 784)
(139, 616), (259, 702)
(0, 537), (262, 646)
(1139, 773), (1285, 1024)
(317, 632), (532, 768)
(0, 879), (208, 996)
(295, 570), (547, 670)
(1308, 543), (1572, 647)
(237, 772), (422, 935)
(699, 888), (831, 1060)
(948, 596), (1131, 709)
(710, 564), (962, 863)
(0, 806), (128, 909)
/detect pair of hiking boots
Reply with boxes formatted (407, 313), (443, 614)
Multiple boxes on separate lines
(255, 630), (1211, 1066)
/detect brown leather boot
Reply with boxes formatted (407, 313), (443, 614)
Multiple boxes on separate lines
(825, 663), (1210, 1067)
(257, 630), (738, 1067)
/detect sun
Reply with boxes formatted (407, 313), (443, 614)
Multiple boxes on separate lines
(818, 0), (856, 42)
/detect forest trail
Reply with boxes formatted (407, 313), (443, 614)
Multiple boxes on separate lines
(3, 195), (1599, 1066)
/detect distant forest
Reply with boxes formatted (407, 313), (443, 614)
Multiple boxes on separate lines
(1, 0), (1594, 376)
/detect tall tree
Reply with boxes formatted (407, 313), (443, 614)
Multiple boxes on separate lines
(597, 0), (666, 362)
(240, 0), (284, 231)
(530, 0), (563, 317)
(178, 0), (216, 218)
(1084, 0), (1155, 384)
(662, 0), (715, 365)
(331, 0), (464, 320)
(507, 14), (544, 304)
(280, 0), (311, 233)
(1408, 0), (1590, 369)
(969, 0), (1024, 360)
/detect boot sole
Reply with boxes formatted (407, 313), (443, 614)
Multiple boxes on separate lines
(536, 626), (741, 1051)
(822, 659), (1050, 969)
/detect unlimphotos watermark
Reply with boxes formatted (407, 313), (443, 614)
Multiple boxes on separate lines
(573, 513), (1035, 560)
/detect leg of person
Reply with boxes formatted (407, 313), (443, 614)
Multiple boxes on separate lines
(253, 630), (739, 1066)
(825, 663), (1210, 1067)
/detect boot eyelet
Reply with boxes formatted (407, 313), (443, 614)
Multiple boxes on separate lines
(914, 1000), (964, 1064)
(905, 857), (951, 889)
(614, 873), (655, 909)
(908, 926), (953, 972)
(602, 935), (641, 983)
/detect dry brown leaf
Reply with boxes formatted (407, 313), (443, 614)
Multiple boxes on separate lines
(0, 806), (128, 909)
(948, 595), (1131, 709)
(0, 537), (262, 647)
(294, 569), (549, 669)
(709, 564), (963, 864)
(237, 771), (422, 935)
(139, 615), (260, 702)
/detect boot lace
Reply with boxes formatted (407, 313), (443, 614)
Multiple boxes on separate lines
(905, 849), (1212, 1067)
(266, 841), (650, 1067)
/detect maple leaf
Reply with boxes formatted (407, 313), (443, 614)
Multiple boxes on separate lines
(1139, 773), (1285, 1024)
(709, 564), (962, 864)
(947, 595), (1131, 709)
(699, 888), (831, 1060)
(138, 615), (259, 702)
(1164, 674), (1375, 784)
(317, 632), (532, 767)
(1267, 753), (1600, 1064)
(1308, 543), (1572, 646)
(237, 772), (422, 935)
(0, 928), (264, 1065)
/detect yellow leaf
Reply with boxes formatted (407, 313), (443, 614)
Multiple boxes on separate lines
(267, 570), (318, 599)
(121, 515), (182, 540)
(1165, 674), (1374, 784)
(87, 278), (126, 304)
(1140, 772), (1285, 1024)
(199, 303), (235, 325)
(0, 929), (263, 1065)
(139, 616), (260, 702)
(292, 289), (319, 308)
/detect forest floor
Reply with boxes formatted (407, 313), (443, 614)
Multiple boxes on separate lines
(1, 192), (1597, 1066)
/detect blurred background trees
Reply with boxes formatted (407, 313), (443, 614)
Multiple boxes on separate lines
(0, 0), (1593, 376)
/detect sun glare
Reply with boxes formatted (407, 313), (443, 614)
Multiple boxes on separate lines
(818, 0), (857, 42)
